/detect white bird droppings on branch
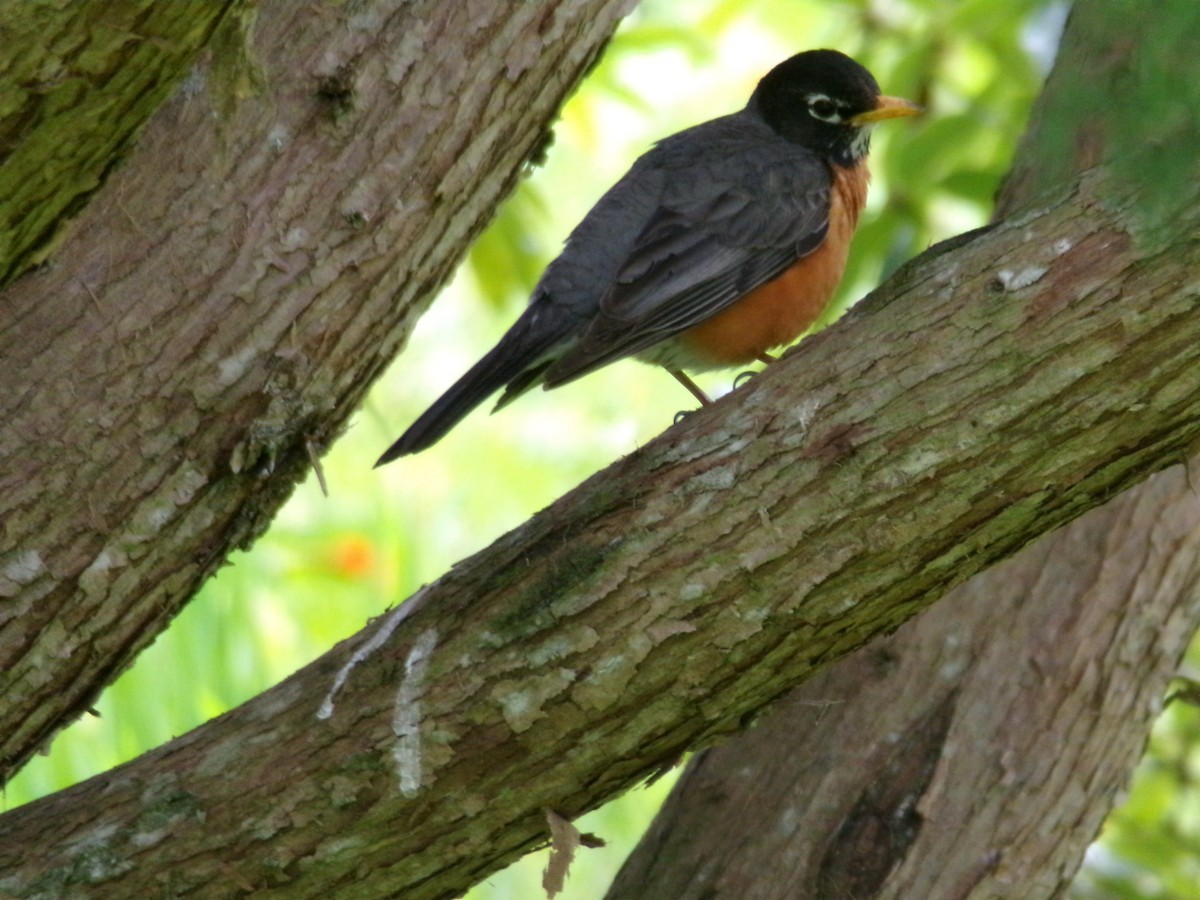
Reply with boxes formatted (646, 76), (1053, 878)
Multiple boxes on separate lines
(392, 627), (439, 798)
(316, 588), (426, 720)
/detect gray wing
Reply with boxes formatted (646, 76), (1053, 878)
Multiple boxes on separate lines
(543, 116), (833, 386)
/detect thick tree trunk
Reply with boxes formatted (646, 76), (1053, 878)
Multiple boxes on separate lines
(609, 4), (1200, 896)
(0, 0), (633, 786)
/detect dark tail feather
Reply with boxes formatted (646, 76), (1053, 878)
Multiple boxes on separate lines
(375, 317), (563, 465)
(492, 359), (554, 412)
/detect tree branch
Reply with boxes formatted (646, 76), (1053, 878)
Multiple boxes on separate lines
(607, 463), (1200, 899)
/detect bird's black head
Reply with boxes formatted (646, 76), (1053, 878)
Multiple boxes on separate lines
(750, 50), (919, 166)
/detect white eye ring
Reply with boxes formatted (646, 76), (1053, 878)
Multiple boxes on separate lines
(806, 94), (842, 123)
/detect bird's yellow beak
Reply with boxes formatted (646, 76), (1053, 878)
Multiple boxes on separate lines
(850, 95), (922, 125)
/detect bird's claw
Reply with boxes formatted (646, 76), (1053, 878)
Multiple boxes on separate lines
(733, 369), (759, 390)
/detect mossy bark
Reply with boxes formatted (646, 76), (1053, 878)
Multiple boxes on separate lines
(0, 1), (250, 285)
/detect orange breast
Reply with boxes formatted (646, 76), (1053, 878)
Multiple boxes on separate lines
(680, 161), (870, 367)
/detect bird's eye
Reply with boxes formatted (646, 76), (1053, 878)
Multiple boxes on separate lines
(807, 96), (841, 123)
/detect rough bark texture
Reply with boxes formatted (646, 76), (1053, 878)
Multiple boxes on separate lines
(2, 140), (1199, 896)
(0, 0), (633, 786)
(606, 465), (1200, 899)
(0, 0), (248, 286)
(609, 5), (1200, 896)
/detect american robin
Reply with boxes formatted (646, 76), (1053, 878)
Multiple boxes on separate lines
(378, 49), (918, 465)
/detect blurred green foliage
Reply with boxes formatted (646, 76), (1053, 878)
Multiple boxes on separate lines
(1072, 683), (1200, 900)
(5, 1), (1200, 898)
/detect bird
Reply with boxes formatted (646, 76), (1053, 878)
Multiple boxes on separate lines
(377, 49), (919, 465)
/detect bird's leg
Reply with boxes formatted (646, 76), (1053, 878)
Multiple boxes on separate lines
(756, 351), (779, 365)
(669, 368), (712, 406)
